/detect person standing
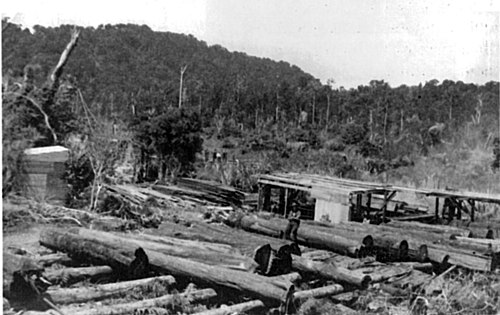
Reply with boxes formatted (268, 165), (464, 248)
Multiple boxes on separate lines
(284, 206), (301, 241)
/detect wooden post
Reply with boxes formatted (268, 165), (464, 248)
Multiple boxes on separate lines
(279, 188), (286, 216)
(435, 197), (440, 220)
(468, 199), (476, 222)
(382, 191), (388, 222)
(258, 184), (264, 212)
(366, 193), (371, 218)
(283, 188), (289, 216)
(356, 193), (362, 220)
(263, 185), (271, 212)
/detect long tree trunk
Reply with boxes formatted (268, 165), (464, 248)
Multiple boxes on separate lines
(303, 220), (495, 271)
(53, 289), (216, 315)
(231, 215), (372, 257)
(46, 275), (176, 304)
(155, 220), (372, 287)
(73, 228), (257, 271)
(40, 228), (291, 304)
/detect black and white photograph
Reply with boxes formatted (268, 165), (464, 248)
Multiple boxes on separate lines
(2, 1), (500, 314)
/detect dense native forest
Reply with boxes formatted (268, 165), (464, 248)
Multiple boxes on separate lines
(2, 21), (500, 203)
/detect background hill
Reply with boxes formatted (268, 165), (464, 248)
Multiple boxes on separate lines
(2, 21), (500, 196)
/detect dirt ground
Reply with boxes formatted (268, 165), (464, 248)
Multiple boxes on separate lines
(3, 224), (56, 256)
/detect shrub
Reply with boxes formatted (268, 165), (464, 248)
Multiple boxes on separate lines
(340, 122), (367, 145)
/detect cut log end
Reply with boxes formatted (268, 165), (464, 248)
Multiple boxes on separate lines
(399, 240), (409, 261)
(417, 245), (429, 263)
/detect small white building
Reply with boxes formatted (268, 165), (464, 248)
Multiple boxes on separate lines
(23, 146), (70, 203)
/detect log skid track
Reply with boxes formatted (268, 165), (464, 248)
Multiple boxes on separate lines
(4, 180), (499, 315)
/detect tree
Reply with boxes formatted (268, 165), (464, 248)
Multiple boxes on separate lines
(132, 107), (203, 181)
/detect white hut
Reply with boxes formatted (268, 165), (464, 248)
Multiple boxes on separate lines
(23, 146), (70, 203)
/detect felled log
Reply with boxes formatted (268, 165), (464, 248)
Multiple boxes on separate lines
(305, 219), (496, 269)
(392, 262), (434, 272)
(450, 235), (500, 253)
(43, 266), (113, 284)
(306, 221), (429, 261)
(157, 220), (372, 287)
(35, 253), (74, 266)
(193, 300), (266, 315)
(291, 255), (371, 288)
(349, 264), (412, 283)
(46, 275), (176, 304)
(386, 220), (472, 238)
(269, 272), (302, 284)
(72, 228), (257, 271)
(425, 243), (494, 271)
(40, 228), (290, 303)
(156, 219), (300, 257)
(449, 220), (496, 239)
(230, 215), (371, 256)
(293, 284), (344, 300)
(55, 288), (216, 315)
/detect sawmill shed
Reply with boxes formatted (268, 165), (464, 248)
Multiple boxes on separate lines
(257, 173), (500, 224)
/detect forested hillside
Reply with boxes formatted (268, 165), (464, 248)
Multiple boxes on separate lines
(2, 20), (500, 196)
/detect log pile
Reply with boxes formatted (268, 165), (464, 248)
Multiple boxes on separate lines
(6, 179), (498, 314)
(223, 213), (498, 271)
(4, 221), (434, 315)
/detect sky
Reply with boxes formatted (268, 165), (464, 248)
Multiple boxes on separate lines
(2, 0), (499, 88)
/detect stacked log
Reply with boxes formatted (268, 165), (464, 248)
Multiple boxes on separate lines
(192, 284), (345, 315)
(230, 214), (496, 271)
(305, 219), (497, 271)
(385, 220), (472, 238)
(40, 228), (291, 304)
(229, 214), (373, 257)
(155, 219), (426, 288)
(156, 220), (373, 287)
(72, 228), (257, 271)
